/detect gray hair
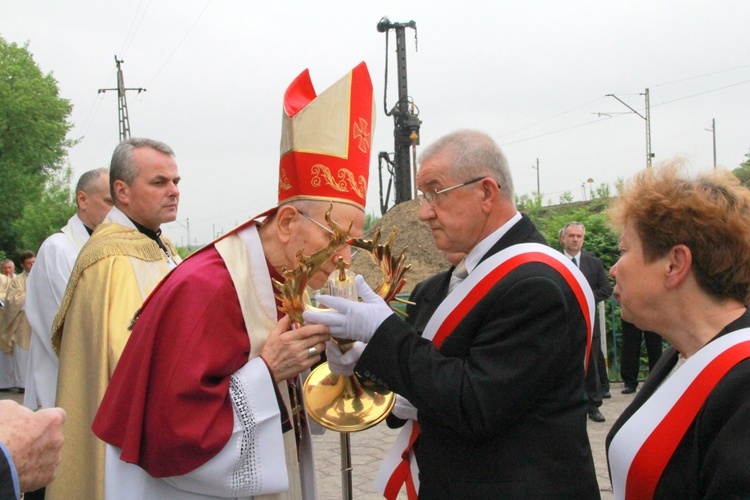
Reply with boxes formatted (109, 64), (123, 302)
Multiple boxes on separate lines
(110, 138), (175, 199)
(1, 259), (13, 267)
(418, 129), (514, 200)
(561, 221), (586, 237)
(76, 168), (108, 194)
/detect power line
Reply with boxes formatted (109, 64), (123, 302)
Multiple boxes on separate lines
(146, 0), (213, 87)
(500, 77), (749, 147)
(496, 97), (607, 139)
(653, 79), (750, 108)
(652, 63), (750, 89)
(501, 114), (612, 146)
(119, 0), (153, 58)
(611, 63), (750, 95)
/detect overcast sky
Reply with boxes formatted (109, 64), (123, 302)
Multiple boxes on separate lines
(2, 1), (749, 246)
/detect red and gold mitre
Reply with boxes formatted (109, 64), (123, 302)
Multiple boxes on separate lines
(278, 61), (375, 211)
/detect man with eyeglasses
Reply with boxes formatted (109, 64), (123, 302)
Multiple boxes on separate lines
(305, 129), (600, 498)
(92, 62), (374, 499)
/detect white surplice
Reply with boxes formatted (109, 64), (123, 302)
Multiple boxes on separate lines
(24, 214), (90, 410)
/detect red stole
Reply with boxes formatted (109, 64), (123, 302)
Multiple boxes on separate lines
(375, 243), (594, 499)
(608, 328), (750, 500)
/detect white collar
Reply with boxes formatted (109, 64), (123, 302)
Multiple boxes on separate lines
(463, 211), (522, 275)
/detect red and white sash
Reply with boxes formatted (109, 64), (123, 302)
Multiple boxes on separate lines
(608, 327), (750, 500)
(375, 243), (594, 499)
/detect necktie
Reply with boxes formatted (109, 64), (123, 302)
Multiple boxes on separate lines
(571, 256), (578, 267)
(448, 259), (469, 294)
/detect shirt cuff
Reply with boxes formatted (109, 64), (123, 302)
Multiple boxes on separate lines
(0, 441), (20, 500)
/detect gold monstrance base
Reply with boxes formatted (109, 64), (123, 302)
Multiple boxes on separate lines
(304, 364), (396, 432)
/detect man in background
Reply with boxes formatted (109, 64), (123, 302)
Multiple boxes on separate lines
(619, 318), (662, 394)
(0, 251), (35, 393)
(560, 221), (613, 422)
(47, 138), (181, 500)
(24, 168), (112, 410)
(0, 259), (16, 391)
(0, 261), (13, 280)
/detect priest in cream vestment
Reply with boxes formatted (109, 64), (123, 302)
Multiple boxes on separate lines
(0, 260), (17, 389)
(46, 138), (181, 500)
(1, 251), (35, 390)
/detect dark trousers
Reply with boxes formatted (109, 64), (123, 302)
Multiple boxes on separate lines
(585, 333), (603, 410)
(620, 321), (662, 389)
(597, 343), (609, 393)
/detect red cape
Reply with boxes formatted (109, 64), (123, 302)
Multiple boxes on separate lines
(93, 246), (250, 477)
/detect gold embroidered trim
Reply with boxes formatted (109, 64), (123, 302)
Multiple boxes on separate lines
(50, 224), (177, 354)
(279, 166), (292, 191)
(311, 164), (365, 198)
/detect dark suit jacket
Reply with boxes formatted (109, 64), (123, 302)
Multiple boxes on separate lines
(0, 445), (17, 500)
(386, 270), (452, 429)
(358, 214), (599, 499)
(577, 250), (612, 338)
(405, 270), (451, 334)
(606, 310), (750, 498)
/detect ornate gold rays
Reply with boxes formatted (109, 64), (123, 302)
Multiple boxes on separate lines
(273, 204), (411, 324)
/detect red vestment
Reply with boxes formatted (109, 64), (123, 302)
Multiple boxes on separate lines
(93, 246), (253, 477)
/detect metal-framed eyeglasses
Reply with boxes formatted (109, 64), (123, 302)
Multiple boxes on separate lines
(417, 177), (485, 206)
(298, 211), (354, 253)
(298, 211), (334, 236)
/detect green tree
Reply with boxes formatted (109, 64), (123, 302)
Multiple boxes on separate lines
(732, 150), (750, 187)
(0, 37), (74, 255)
(11, 166), (76, 251)
(558, 191), (574, 204)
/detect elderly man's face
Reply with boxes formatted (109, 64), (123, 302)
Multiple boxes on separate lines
(1, 262), (14, 278)
(416, 153), (485, 255)
(288, 203), (365, 291)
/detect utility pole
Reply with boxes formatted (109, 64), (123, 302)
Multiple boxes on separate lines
(98, 55), (146, 142)
(376, 17), (421, 214)
(531, 158), (540, 202)
(706, 118), (717, 169)
(606, 88), (654, 168)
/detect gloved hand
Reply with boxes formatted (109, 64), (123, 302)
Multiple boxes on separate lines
(391, 395), (418, 421)
(303, 275), (394, 343)
(325, 340), (365, 376)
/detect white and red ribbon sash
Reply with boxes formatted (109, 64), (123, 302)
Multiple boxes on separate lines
(608, 328), (750, 500)
(375, 243), (594, 499)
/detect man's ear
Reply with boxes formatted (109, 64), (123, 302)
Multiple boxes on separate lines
(480, 177), (500, 212)
(113, 180), (129, 206)
(275, 205), (298, 244)
(665, 244), (692, 290)
(76, 190), (87, 210)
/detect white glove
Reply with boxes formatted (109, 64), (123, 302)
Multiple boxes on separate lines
(391, 395), (418, 421)
(325, 340), (365, 376)
(303, 275), (394, 343)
